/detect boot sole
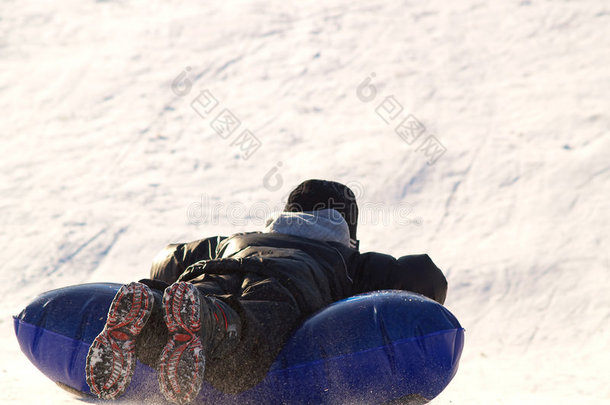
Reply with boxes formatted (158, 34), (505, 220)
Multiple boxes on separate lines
(85, 282), (154, 399)
(158, 282), (205, 404)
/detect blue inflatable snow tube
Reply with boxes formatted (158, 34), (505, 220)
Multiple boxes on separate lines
(14, 283), (464, 404)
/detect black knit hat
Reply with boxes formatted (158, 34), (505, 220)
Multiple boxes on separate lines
(284, 179), (359, 247)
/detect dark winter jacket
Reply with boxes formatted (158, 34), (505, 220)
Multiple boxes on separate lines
(150, 232), (448, 308)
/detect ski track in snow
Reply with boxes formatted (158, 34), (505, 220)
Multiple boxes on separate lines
(1, 0), (609, 403)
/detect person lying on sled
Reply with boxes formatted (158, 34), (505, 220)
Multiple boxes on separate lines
(86, 179), (448, 404)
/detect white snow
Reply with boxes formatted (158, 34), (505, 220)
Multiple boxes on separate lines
(1, 0), (609, 403)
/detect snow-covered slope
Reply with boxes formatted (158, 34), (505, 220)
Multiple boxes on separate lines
(1, 0), (609, 403)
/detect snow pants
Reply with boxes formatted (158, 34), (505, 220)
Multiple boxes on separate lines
(140, 270), (306, 394)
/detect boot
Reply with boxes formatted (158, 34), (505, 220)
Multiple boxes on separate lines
(157, 281), (241, 404)
(86, 282), (158, 399)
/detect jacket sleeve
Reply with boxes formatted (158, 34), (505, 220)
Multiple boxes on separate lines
(352, 252), (448, 304)
(149, 236), (226, 284)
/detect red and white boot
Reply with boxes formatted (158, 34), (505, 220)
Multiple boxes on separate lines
(158, 282), (241, 404)
(85, 282), (155, 399)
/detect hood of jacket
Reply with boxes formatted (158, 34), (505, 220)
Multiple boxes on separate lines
(263, 208), (350, 247)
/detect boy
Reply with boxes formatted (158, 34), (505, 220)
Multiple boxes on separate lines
(86, 179), (447, 404)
